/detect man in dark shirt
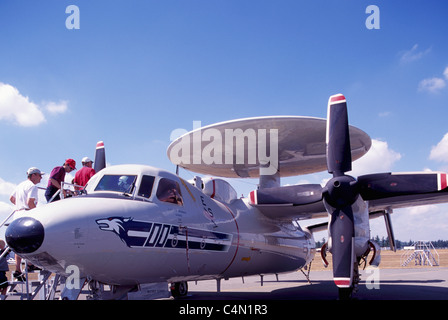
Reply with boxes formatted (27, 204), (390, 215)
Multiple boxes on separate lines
(45, 159), (76, 202)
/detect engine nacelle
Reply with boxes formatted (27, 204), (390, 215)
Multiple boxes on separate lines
(352, 197), (370, 257)
(322, 198), (382, 268)
(325, 196), (371, 258)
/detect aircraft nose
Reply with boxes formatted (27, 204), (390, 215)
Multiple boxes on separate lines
(5, 217), (45, 254)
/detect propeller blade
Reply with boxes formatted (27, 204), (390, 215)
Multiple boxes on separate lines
(324, 94), (357, 294)
(358, 172), (448, 200)
(328, 205), (355, 288)
(94, 141), (106, 173)
(326, 94), (352, 176)
(249, 184), (323, 206)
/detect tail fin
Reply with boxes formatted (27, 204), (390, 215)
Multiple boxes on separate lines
(94, 141), (106, 172)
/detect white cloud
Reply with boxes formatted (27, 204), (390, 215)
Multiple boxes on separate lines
(0, 200), (14, 219)
(392, 204), (448, 241)
(399, 44), (431, 64)
(349, 139), (402, 176)
(0, 83), (68, 127)
(418, 66), (448, 94)
(0, 177), (16, 197)
(0, 83), (46, 126)
(378, 111), (391, 118)
(369, 203), (448, 241)
(429, 133), (448, 163)
(418, 77), (446, 93)
(45, 101), (68, 114)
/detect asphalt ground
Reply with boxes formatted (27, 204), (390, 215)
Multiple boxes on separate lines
(4, 267), (447, 301)
(4, 267), (446, 320)
(178, 267), (448, 300)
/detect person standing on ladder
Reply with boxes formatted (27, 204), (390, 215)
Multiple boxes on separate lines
(9, 167), (45, 281)
(45, 159), (76, 202)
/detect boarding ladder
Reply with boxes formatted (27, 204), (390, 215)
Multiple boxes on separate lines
(0, 210), (55, 300)
(400, 241), (440, 267)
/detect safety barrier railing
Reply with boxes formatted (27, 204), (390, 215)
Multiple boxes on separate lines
(47, 181), (85, 203)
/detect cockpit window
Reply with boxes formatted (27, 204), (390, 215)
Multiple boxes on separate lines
(138, 175), (155, 198)
(156, 178), (183, 205)
(95, 175), (137, 194)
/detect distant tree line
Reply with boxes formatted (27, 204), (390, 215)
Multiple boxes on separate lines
(315, 236), (448, 249)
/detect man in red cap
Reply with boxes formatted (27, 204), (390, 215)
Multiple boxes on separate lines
(45, 159), (76, 202)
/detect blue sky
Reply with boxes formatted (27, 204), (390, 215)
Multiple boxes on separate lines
(1, 1), (448, 241)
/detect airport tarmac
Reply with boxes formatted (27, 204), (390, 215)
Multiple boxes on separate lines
(4, 267), (447, 300)
(178, 267), (448, 300)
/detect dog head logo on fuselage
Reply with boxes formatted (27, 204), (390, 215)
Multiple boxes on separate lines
(96, 217), (131, 243)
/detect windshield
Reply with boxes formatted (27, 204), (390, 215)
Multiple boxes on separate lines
(94, 175), (137, 194)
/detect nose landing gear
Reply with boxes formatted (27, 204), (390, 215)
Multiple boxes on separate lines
(170, 281), (188, 298)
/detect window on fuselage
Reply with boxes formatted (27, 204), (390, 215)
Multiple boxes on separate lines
(156, 178), (183, 205)
(138, 175), (155, 198)
(94, 175), (137, 193)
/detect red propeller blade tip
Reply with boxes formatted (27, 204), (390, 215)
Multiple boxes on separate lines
(334, 278), (352, 288)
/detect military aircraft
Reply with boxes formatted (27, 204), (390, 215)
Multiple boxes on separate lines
(5, 94), (448, 300)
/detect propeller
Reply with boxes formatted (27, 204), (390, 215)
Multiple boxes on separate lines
(320, 94), (448, 293)
(248, 93), (448, 298)
(94, 141), (106, 173)
(322, 94), (357, 290)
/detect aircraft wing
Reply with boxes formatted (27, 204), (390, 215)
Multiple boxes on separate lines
(249, 171), (448, 221)
(249, 200), (328, 221)
(359, 172), (448, 211)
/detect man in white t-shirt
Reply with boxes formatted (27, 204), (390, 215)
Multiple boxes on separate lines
(9, 167), (45, 281)
(10, 167), (44, 211)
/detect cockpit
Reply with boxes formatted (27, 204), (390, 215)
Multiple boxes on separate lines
(94, 174), (138, 194)
(156, 178), (183, 205)
(84, 165), (184, 206)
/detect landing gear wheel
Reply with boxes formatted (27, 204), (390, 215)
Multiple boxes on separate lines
(170, 281), (188, 298)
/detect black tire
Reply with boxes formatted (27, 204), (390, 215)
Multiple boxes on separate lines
(171, 281), (188, 298)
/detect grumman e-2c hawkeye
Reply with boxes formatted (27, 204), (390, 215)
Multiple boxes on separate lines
(5, 94), (448, 300)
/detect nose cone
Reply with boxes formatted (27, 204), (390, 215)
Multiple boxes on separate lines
(5, 217), (45, 254)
